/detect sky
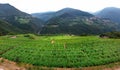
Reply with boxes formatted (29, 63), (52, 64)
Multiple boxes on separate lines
(0, 0), (120, 14)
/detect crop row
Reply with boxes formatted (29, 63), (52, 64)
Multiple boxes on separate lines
(0, 35), (120, 67)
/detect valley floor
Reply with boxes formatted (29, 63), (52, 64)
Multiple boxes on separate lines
(0, 35), (120, 70)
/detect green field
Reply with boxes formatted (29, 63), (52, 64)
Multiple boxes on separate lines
(0, 35), (120, 67)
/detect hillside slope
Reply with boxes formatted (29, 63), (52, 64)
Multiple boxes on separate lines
(0, 20), (22, 35)
(40, 8), (118, 35)
(0, 3), (43, 34)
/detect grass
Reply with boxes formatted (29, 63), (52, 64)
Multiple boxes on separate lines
(0, 34), (120, 68)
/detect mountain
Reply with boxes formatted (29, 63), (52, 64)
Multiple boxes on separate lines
(0, 3), (43, 34)
(31, 8), (93, 21)
(94, 7), (120, 24)
(40, 8), (118, 35)
(0, 3), (28, 16)
(55, 8), (93, 17)
(0, 4), (119, 35)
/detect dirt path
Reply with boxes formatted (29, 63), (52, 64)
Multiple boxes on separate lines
(0, 58), (25, 70)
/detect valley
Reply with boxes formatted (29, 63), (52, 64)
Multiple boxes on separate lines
(0, 3), (120, 70)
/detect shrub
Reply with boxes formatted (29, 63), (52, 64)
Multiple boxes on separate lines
(24, 34), (37, 39)
(100, 32), (120, 39)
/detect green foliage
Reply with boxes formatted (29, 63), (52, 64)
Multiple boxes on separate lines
(0, 20), (22, 36)
(100, 32), (120, 39)
(17, 18), (30, 24)
(24, 34), (37, 39)
(0, 35), (120, 67)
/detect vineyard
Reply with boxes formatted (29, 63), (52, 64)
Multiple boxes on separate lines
(0, 34), (120, 67)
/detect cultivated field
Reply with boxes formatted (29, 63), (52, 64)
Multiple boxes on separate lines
(0, 34), (120, 68)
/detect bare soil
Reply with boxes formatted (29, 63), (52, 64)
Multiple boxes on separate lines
(0, 58), (25, 70)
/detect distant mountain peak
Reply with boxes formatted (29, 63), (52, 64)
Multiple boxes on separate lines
(0, 3), (13, 8)
(0, 3), (30, 17)
(31, 7), (93, 21)
(94, 7), (120, 24)
(57, 7), (93, 17)
(0, 3), (10, 5)
(59, 7), (78, 11)
(58, 7), (82, 13)
(103, 7), (120, 10)
(100, 7), (120, 12)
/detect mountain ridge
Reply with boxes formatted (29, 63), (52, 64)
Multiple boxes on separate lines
(0, 4), (119, 35)
(39, 8), (118, 35)
(31, 8), (93, 21)
(94, 7), (120, 24)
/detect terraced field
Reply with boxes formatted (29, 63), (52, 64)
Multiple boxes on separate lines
(0, 35), (120, 67)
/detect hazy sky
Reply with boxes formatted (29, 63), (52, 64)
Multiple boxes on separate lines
(0, 0), (120, 14)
